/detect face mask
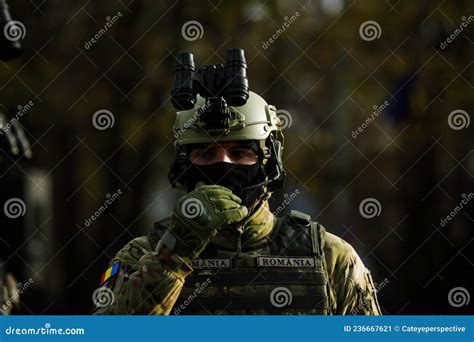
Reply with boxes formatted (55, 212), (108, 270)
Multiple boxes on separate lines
(185, 162), (263, 207)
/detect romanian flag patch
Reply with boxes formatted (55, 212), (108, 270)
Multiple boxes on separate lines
(100, 262), (120, 285)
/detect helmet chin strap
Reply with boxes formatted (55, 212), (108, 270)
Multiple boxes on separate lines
(237, 154), (283, 195)
(232, 182), (271, 236)
(239, 174), (278, 192)
(235, 134), (284, 223)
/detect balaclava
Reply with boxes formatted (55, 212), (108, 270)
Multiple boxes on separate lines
(183, 141), (266, 210)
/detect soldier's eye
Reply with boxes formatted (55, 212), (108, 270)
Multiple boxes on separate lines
(230, 148), (257, 161)
(197, 150), (214, 158)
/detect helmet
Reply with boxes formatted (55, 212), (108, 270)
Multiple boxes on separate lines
(168, 91), (286, 195)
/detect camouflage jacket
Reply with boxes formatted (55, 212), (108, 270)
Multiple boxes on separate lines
(93, 202), (381, 315)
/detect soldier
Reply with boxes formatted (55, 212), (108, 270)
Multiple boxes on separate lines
(93, 90), (382, 315)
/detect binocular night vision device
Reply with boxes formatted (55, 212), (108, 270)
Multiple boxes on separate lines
(171, 48), (249, 131)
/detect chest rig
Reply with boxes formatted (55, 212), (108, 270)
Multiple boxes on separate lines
(151, 210), (331, 315)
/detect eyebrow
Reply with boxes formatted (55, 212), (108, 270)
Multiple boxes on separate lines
(192, 144), (252, 151)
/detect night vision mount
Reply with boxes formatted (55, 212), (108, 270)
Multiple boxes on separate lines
(170, 48), (249, 132)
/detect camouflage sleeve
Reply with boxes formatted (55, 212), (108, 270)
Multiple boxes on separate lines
(93, 236), (192, 315)
(324, 232), (382, 315)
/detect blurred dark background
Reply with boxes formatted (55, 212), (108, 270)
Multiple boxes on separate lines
(0, 0), (472, 315)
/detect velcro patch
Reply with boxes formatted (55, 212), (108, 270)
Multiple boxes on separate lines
(191, 258), (231, 269)
(100, 261), (120, 285)
(257, 256), (315, 268)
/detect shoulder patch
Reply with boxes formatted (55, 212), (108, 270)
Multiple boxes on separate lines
(100, 261), (120, 285)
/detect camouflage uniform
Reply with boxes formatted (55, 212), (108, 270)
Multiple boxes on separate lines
(94, 201), (381, 315)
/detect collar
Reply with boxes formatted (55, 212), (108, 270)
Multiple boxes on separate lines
(211, 200), (276, 250)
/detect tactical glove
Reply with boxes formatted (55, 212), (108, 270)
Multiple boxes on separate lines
(161, 182), (248, 263)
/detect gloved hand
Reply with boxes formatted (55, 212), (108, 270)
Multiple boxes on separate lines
(162, 182), (248, 262)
